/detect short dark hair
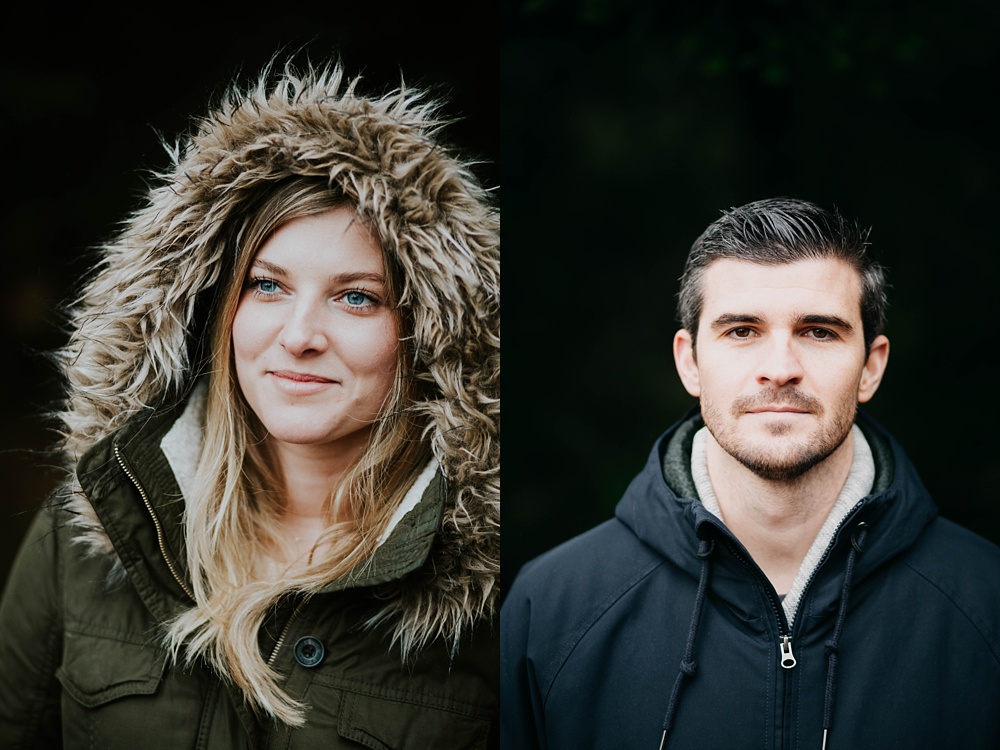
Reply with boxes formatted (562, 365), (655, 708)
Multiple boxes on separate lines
(677, 197), (887, 352)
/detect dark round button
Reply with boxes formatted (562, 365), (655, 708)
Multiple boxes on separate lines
(293, 636), (325, 668)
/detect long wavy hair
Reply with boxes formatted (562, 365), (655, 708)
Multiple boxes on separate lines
(165, 177), (433, 724)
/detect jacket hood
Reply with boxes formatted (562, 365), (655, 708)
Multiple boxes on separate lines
(54, 61), (499, 652)
(616, 408), (938, 589)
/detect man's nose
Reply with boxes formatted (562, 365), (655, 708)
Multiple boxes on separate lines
(755, 334), (804, 388)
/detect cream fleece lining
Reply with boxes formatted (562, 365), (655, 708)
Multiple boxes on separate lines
(691, 424), (875, 629)
(159, 380), (436, 550)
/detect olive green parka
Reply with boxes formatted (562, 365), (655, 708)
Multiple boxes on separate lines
(0, 62), (499, 749)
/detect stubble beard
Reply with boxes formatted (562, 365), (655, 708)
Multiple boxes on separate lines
(701, 388), (856, 482)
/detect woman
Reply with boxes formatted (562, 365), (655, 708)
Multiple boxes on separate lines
(0, 61), (499, 748)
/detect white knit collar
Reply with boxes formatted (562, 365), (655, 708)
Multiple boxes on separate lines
(691, 423), (875, 628)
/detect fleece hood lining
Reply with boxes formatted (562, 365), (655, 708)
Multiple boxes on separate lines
(159, 380), (207, 505)
(159, 379), (439, 549)
(691, 424), (875, 627)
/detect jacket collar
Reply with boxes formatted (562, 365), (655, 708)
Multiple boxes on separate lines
(71, 391), (447, 620)
(615, 407), (938, 589)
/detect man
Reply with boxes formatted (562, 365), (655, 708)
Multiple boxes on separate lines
(501, 198), (1000, 749)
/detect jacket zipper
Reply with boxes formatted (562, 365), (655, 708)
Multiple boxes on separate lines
(116, 441), (309, 667)
(717, 534), (798, 749)
(721, 535), (795, 670)
(779, 635), (796, 668)
(772, 504), (868, 673)
(267, 598), (307, 666)
(114, 442), (196, 602)
(791, 503), (866, 626)
(721, 506), (869, 748)
(718, 500), (866, 672)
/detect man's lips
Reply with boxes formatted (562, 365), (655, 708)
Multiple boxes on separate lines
(732, 388), (821, 417)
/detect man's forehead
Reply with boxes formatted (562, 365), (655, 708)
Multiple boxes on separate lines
(701, 257), (861, 295)
(700, 257), (864, 319)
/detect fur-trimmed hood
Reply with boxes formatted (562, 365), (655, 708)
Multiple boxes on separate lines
(55, 62), (499, 653)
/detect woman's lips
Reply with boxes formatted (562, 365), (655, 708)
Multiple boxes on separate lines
(268, 370), (336, 395)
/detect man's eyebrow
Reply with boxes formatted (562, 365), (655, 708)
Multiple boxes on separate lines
(709, 313), (764, 329)
(799, 314), (855, 332)
(708, 313), (856, 332)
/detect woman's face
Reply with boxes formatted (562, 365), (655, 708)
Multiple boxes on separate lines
(232, 206), (399, 456)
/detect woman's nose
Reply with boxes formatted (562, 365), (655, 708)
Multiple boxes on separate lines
(278, 300), (328, 355)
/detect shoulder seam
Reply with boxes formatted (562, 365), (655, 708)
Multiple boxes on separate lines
(901, 558), (1000, 665)
(541, 556), (666, 707)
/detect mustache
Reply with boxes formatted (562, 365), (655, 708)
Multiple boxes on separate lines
(732, 387), (823, 414)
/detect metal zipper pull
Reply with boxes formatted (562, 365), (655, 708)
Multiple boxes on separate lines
(779, 635), (797, 669)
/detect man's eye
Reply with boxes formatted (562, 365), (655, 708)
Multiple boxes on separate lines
(731, 327), (752, 338)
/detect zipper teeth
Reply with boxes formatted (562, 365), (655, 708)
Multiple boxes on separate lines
(720, 504), (865, 638)
(114, 443), (196, 602)
(725, 538), (788, 634)
(794, 505), (865, 624)
(268, 599), (306, 666)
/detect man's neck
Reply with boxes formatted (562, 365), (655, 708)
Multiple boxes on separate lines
(704, 431), (855, 595)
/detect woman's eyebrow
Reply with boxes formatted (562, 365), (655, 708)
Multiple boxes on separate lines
(250, 259), (285, 275)
(249, 262), (384, 286)
(329, 271), (386, 285)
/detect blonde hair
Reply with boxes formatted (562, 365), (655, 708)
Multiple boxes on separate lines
(165, 177), (432, 724)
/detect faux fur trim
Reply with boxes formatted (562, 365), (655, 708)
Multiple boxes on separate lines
(55, 60), (499, 655)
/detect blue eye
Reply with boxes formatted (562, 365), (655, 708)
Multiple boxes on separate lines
(245, 276), (282, 297)
(257, 279), (279, 294)
(344, 290), (371, 306)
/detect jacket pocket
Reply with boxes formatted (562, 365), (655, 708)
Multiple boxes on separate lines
(56, 628), (216, 750)
(338, 690), (493, 750)
(56, 628), (167, 707)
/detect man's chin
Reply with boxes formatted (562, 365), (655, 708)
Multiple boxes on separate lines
(741, 457), (821, 482)
(743, 415), (813, 439)
(733, 436), (842, 482)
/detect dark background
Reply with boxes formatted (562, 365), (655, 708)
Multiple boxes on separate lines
(6, 3), (1000, 612)
(503, 0), (1000, 600)
(0, 12), (498, 591)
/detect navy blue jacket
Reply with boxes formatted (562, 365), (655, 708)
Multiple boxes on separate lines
(501, 412), (1000, 749)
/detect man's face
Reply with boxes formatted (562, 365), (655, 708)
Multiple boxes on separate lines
(673, 257), (889, 481)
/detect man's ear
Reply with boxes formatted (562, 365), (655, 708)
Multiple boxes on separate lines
(858, 334), (890, 403)
(673, 328), (701, 398)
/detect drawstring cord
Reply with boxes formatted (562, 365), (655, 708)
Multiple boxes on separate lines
(821, 521), (869, 750)
(657, 522), (871, 749)
(659, 538), (714, 750)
